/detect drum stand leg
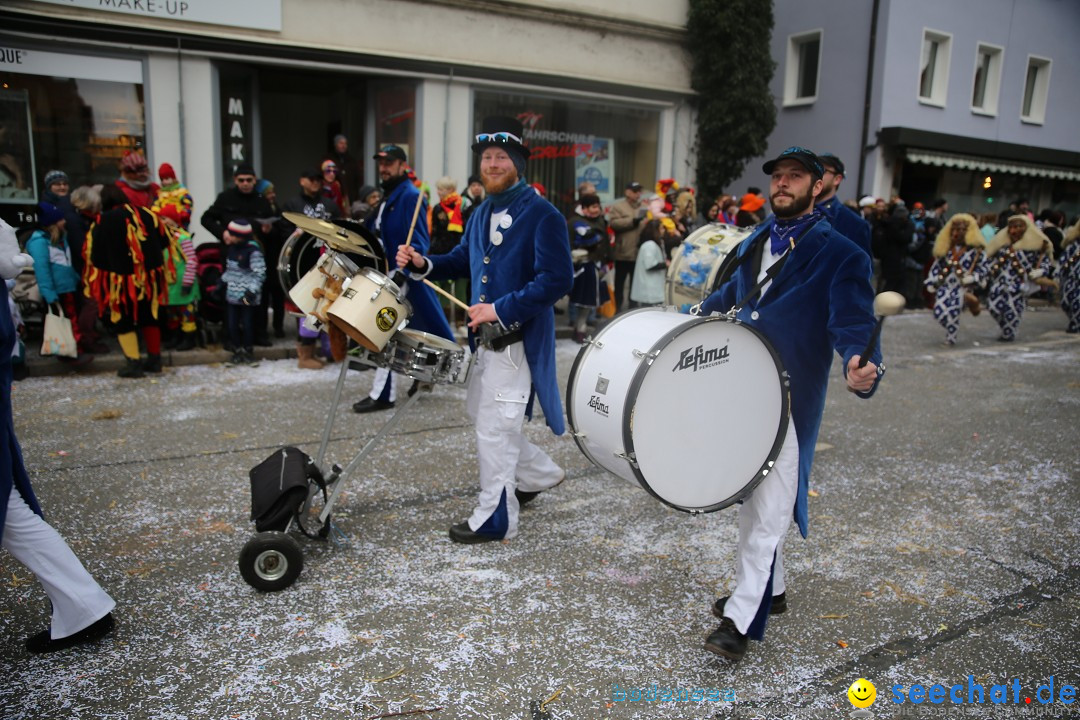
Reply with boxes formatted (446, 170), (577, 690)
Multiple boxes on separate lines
(315, 358), (424, 524)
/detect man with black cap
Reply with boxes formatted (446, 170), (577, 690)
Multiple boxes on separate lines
(695, 146), (883, 663)
(396, 116), (574, 544)
(353, 145), (454, 413)
(608, 181), (647, 312)
(201, 164), (274, 243)
(814, 153), (873, 261)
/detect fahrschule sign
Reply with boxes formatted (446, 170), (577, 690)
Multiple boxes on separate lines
(26, 0), (282, 32)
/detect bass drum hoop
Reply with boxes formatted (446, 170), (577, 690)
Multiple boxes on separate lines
(625, 314), (789, 514)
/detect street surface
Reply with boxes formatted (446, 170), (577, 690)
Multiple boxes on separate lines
(1, 305), (1078, 719)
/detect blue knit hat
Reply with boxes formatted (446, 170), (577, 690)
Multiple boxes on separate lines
(37, 202), (65, 227)
(43, 169), (69, 189)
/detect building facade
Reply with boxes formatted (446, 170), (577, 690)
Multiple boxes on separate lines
(0, 0), (697, 236)
(733, 0), (1080, 219)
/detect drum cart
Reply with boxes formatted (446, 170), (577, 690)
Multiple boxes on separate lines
(238, 337), (472, 592)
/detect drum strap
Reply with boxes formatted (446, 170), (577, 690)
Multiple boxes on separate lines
(728, 219), (821, 316)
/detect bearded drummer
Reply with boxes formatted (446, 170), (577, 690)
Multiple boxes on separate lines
(353, 145), (455, 413)
(396, 116), (573, 544)
(696, 147), (884, 662)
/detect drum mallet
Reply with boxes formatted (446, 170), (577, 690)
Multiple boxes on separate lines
(423, 278), (471, 312)
(857, 291), (905, 368)
(392, 193), (427, 286)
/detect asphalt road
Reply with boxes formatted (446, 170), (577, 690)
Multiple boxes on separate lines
(1, 304), (1078, 719)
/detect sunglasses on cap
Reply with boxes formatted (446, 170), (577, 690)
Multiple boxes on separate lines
(475, 131), (523, 145)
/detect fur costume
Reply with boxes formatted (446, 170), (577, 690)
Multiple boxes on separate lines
(925, 213), (986, 344)
(1059, 219), (1080, 333)
(984, 215), (1053, 341)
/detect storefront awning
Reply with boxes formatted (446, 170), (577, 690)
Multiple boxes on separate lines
(906, 149), (1080, 182)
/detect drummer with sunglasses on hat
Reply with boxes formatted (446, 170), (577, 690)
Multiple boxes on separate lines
(396, 117), (574, 544)
(695, 146), (884, 662)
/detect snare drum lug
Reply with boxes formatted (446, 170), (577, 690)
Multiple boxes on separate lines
(369, 291), (380, 302)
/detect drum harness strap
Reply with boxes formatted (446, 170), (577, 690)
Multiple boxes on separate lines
(691, 219), (822, 319)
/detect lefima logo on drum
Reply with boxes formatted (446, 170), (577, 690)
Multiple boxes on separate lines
(672, 343), (730, 373)
(587, 395), (609, 417)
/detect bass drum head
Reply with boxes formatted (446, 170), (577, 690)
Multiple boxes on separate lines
(278, 233), (323, 311)
(626, 317), (788, 513)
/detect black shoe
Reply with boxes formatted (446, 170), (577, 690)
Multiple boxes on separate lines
(516, 474), (565, 508)
(407, 380), (423, 398)
(352, 397), (395, 413)
(117, 358), (145, 378)
(711, 591), (787, 619)
(26, 613), (114, 654)
(142, 353), (162, 373)
(245, 351), (261, 367)
(704, 617), (748, 662)
(174, 333), (197, 352)
(254, 334), (273, 347)
(225, 352), (245, 367)
(448, 521), (502, 544)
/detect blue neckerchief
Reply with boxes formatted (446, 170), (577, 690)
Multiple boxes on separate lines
(488, 178), (529, 211)
(769, 208), (822, 255)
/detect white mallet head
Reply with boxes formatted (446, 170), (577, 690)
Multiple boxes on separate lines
(873, 291), (906, 317)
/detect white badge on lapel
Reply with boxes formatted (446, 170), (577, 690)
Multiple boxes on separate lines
(499, 214), (513, 229)
(492, 231), (504, 246)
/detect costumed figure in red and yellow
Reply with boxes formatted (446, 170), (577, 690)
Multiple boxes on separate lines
(923, 213), (986, 346)
(84, 184), (173, 378)
(152, 163), (194, 229)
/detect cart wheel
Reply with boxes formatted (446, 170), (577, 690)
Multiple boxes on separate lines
(238, 532), (303, 591)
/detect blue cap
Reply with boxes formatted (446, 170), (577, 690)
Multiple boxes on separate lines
(762, 146), (824, 178)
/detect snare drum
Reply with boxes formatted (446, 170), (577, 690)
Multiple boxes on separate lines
(326, 267), (412, 352)
(566, 307), (789, 513)
(665, 223), (752, 307)
(383, 329), (471, 385)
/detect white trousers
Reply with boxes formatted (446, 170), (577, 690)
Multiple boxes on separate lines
(367, 367), (400, 403)
(724, 420), (799, 634)
(465, 345), (562, 539)
(2, 487), (115, 639)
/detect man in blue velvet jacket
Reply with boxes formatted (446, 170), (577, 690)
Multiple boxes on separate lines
(397, 117), (574, 544)
(353, 144), (455, 413)
(815, 152), (873, 262)
(698, 147), (884, 662)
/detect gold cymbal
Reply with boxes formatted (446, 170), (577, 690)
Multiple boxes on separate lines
(282, 212), (375, 256)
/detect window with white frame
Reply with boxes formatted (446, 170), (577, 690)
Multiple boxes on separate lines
(1021, 55), (1052, 124)
(971, 43), (1003, 115)
(918, 29), (952, 106)
(783, 30), (822, 106)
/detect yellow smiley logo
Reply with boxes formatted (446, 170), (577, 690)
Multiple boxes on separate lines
(848, 678), (876, 708)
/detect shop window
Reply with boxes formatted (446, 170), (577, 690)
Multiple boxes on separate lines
(919, 29), (952, 107)
(970, 44), (1003, 116)
(1020, 55), (1051, 125)
(783, 30), (822, 107)
(0, 72), (145, 194)
(373, 82), (416, 161)
(473, 90), (659, 212)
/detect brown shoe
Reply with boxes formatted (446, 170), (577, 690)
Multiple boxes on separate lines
(296, 343), (325, 370)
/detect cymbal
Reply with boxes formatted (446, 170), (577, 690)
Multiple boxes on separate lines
(282, 212), (376, 256)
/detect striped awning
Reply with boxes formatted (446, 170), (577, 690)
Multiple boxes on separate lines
(905, 149), (1080, 182)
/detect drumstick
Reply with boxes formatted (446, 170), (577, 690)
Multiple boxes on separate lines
(423, 278), (470, 312)
(403, 192), (425, 249)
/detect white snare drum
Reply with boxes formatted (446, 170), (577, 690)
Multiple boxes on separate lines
(666, 223), (752, 307)
(326, 267), (412, 352)
(383, 329), (471, 385)
(566, 308), (789, 513)
(287, 247), (358, 317)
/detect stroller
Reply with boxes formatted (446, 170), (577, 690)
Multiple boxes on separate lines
(194, 241), (226, 343)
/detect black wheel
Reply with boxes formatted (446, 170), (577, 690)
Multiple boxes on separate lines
(238, 532), (303, 591)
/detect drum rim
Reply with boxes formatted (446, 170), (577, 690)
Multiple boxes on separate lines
(622, 314), (790, 514)
(565, 307), (673, 479)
